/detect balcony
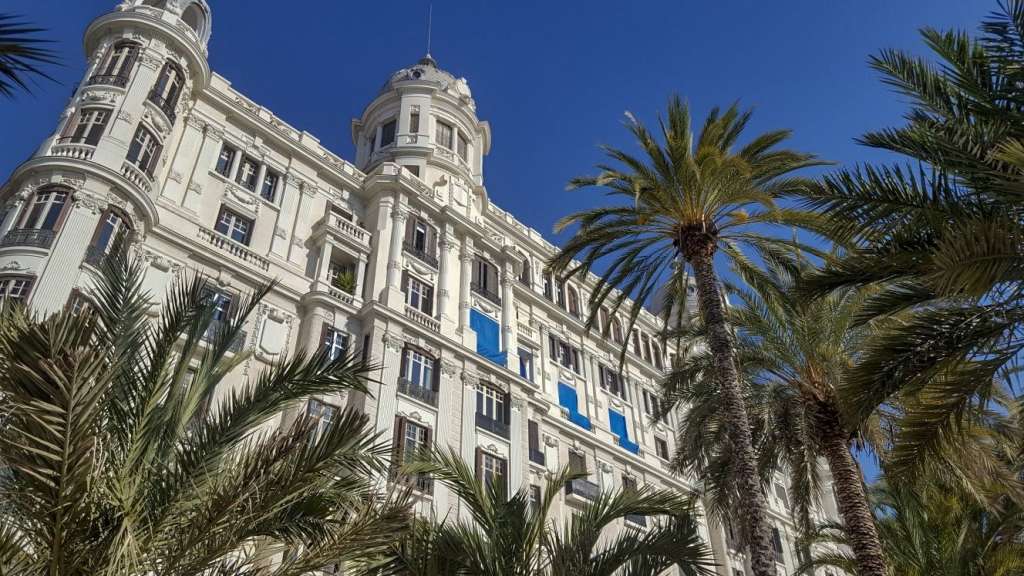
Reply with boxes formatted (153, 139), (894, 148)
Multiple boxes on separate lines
(318, 213), (371, 248)
(529, 449), (546, 466)
(51, 137), (96, 160)
(147, 90), (177, 124)
(402, 241), (438, 268)
(202, 321), (247, 354)
(391, 469), (434, 496)
(471, 282), (501, 305)
(404, 305), (440, 332)
(120, 160), (153, 195)
(86, 74), (128, 88)
(197, 227), (270, 272)
(625, 513), (648, 527)
(475, 413), (510, 439)
(0, 228), (56, 249)
(564, 477), (600, 502)
(397, 378), (438, 407)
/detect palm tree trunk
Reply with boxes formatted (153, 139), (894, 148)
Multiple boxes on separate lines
(688, 250), (777, 576)
(819, 425), (888, 576)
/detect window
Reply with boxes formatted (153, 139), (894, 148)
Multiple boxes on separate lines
(321, 324), (349, 361)
(519, 257), (531, 286)
(568, 450), (587, 475)
(200, 286), (233, 324)
(306, 399), (338, 438)
(403, 215), (437, 265)
(149, 62), (183, 121)
(380, 119), (397, 147)
(476, 449), (507, 493)
(392, 417), (433, 493)
(260, 169), (279, 203)
(548, 334), (582, 374)
(529, 484), (541, 511)
(652, 342), (663, 369)
(566, 286), (581, 318)
(401, 347), (436, 390)
(642, 389), (662, 420)
(528, 419), (544, 465)
(475, 382), (508, 424)
(471, 256), (500, 302)
(598, 364), (626, 399)
(65, 108), (110, 145)
(95, 41), (139, 85)
(775, 483), (790, 509)
(517, 347), (534, 382)
(543, 273), (553, 300)
(0, 276), (33, 303)
(654, 437), (669, 460)
(435, 120), (453, 149)
(409, 112), (420, 134)
(642, 334), (653, 362)
(771, 527), (785, 565)
(126, 125), (162, 177)
(215, 143), (236, 177)
(403, 273), (434, 315)
(610, 317), (624, 344)
(236, 156), (259, 191)
(89, 209), (132, 260)
(457, 133), (468, 161)
(214, 207), (253, 245)
(622, 475), (638, 494)
(19, 188), (68, 231)
(631, 330), (642, 355)
(403, 164), (420, 177)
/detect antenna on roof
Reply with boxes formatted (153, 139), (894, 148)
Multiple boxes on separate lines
(425, 4), (433, 58)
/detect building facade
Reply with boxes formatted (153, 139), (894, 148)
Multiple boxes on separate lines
(0, 2), (842, 574)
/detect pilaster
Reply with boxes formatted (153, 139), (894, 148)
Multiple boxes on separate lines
(182, 121), (222, 214)
(31, 191), (105, 315)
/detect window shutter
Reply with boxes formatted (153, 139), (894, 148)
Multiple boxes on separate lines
(503, 391), (511, 424)
(431, 356), (440, 392)
(401, 270), (409, 294)
(424, 285), (434, 316)
(474, 447), (483, 482)
(423, 426), (432, 456)
(471, 257), (480, 285)
(528, 420), (539, 451)
(404, 216), (415, 245)
(320, 322), (333, 354)
(427, 225), (438, 259)
(488, 263), (498, 291)
(398, 347), (409, 380)
(391, 416), (407, 473)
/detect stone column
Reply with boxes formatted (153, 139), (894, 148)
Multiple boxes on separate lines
(384, 192), (407, 308)
(458, 235), (474, 346)
(459, 370), (478, 522)
(509, 394), (527, 494)
(313, 241), (334, 293)
(537, 324), (550, 396)
(433, 358), (461, 517)
(0, 193), (27, 237)
(228, 146), (243, 181)
(437, 229), (456, 330)
(31, 191), (104, 316)
(254, 163), (268, 196)
(375, 334), (406, 477)
(182, 122), (223, 214)
(355, 253), (368, 303)
(501, 259), (517, 372)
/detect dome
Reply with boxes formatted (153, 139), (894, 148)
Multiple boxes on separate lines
(382, 55), (475, 109)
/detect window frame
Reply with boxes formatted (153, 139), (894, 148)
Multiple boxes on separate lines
(435, 120), (454, 150)
(214, 205), (254, 246)
(0, 275), (35, 303)
(401, 346), (438, 391)
(126, 124), (162, 177)
(475, 381), (509, 424)
(380, 118), (397, 148)
(65, 107), (111, 146)
(403, 273), (434, 315)
(215, 143), (237, 177)
(19, 187), (69, 231)
(320, 323), (349, 361)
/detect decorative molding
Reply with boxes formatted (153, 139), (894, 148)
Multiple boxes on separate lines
(0, 261), (29, 272)
(273, 225), (287, 239)
(542, 434), (559, 447)
(187, 181), (203, 195)
(117, 111), (133, 123)
(440, 359), (459, 377)
(168, 170), (184, 183)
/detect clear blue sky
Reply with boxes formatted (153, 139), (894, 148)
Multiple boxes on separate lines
(0, 0), (995, 481)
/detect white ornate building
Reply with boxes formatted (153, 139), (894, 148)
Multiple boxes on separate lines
(0, 2), (842, 574)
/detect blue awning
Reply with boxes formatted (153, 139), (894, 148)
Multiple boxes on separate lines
(609, 409), (640, 454)
(470, 309), (507, 366)
(558, 382), (592, 430)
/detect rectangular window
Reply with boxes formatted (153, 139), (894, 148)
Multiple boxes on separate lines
(199, 286), (233, 322)
(599, 364), (625, 399)
(528, 419), (544, 464)
(654, 437), (669, 460)
(68, 108), (110, 145)
(215, 143), (236, 176)
(402, 347), (436, 390)
(91, 209), (131, 256)
(381, 119), (397, 147)
(775, 483), (790, 509)
(409, 112), (420, 134)
(518, 347), (534, 382)
(214, 206), (254, 245)
(403, 216), (437, 265)
(642, 389), (662, 420)
(457, 133), (468, 160)
(478, 450), (507, 492)
(404, 274), (434, 315)
(475, 382), (508, 423)
(402, 420), (430, 463)
(260, 169), (279, 202)
(622, 475), (638, 493)
(771, 527), (785, 565)
(306, 398), (338, 438)
(321, 324), (349, 361)
(631, 330), (642, 355)
(126, 125), (162, 177)
(413, 220), (429, 252)
(21, 189), (68, 231)
(236, 156), (259, 191)
(435, 120), (453, 149)
(548, 334), (582, 374)
(0, 276), (34, 302)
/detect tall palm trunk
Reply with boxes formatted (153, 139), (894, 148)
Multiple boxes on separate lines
(688, 248), (777, 576)
(818, 417), (888, 576)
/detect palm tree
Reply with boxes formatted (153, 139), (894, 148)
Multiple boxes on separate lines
(0, 250), (409, 575)
(797, 480), (1024, 576)
(548, 96), (825, 576)
(368, 448), (715, 576)
(792, 0), (1024, 493)
(0, 13), (58, 98)
(663, 249), (892, 575)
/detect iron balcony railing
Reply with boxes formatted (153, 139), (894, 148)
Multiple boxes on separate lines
(475, 412), (510, 439)
(397, 378), (438, 407)
(148, 90), (177, 124)
(0, 228), (56, 249)
(470, 282), (501, 305)
(564, 477), (600, 501)
(402, 241), (439, 268)
(87, 74), (129, 88)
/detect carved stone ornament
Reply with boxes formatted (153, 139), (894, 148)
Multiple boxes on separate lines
(82, 90), (120, 104)
(187, 181), (203, 195)
(118, 111), (133, 123)
(140, 54), (163, 70)
(599, 461), (614, 473)
(440, 358), (459, 377)
(60, 174), (87, 190)
(461, 371), (480, 387)
(543, 434), (559, 448)
(273, 226), (287, 239)
(168, 170), (184, 183)
(73, 191), (107, 214)
(382, 332), (406, 353)
(510, 395), (526, 411)
(0, 261), (29, 272)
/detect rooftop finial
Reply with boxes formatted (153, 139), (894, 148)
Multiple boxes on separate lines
(425, 3), (433, 59)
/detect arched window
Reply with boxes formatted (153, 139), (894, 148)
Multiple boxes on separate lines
(87, 208), (133, 265)
(91, 41), (140, 87)
(19, 186), (69, 232)
(149, 62), (184, 123)
(566, 286), (581, 318)
(127, 124), (163, 177)
(519, 257), (531, 286)
(181, 3), (207, 37)
(652, 342), (663, 370)
(611, 317), (624, 344)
